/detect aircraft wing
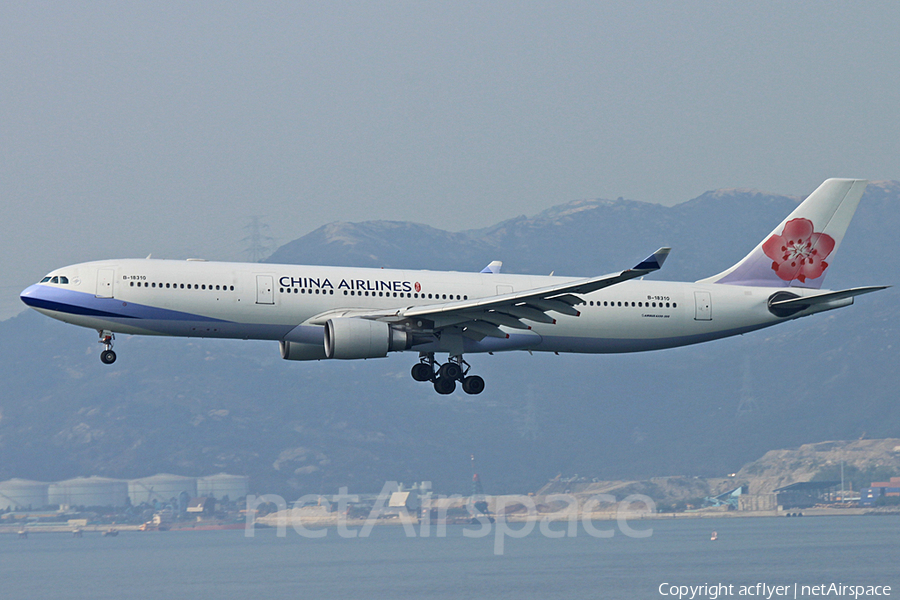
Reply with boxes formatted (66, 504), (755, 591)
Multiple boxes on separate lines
(308, 248), (670, 340)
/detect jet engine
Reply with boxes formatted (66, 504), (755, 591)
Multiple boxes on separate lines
(324, 318), (411, 359)
(279, 340), (327, 361)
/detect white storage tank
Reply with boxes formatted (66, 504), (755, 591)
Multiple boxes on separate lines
(0, 479), (50, 510)
(128, 474), (198, 505)
(48, 476), (129, 507)
(197, 473), (250, 500)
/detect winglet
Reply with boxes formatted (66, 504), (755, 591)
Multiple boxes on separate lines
(480, 261), (502, 274)
(633, 247), (670, 272)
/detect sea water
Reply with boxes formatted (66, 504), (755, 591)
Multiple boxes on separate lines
(2, 516), (898, 600)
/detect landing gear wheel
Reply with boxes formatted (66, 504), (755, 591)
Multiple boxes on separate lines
(439, 362), (462, 381)
(433, 377), (456, 395)
(100, 350), (117, 365)
(462, 375), (485, 395)
(411, 363), (433, 382)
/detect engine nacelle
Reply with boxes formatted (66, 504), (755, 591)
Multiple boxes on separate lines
(280, 340), (327, 361)
(324, 318), (410, 359)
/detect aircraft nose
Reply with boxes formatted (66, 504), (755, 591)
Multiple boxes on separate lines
(20, 284), (46, 309)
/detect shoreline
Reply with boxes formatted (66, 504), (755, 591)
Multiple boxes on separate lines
(3, 507), (896, 535)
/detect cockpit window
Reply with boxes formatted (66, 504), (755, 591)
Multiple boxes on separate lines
(41, 275), (70, 284)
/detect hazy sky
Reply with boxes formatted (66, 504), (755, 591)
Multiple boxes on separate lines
(3, 1), (899, 319)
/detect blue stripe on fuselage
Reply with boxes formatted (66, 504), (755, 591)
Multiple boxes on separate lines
(20, 285), (228, 323)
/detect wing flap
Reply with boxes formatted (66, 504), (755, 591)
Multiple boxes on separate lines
(504, 304), (556, 324)
(476, 311), (530, 330)
(463, 321), (509, 339)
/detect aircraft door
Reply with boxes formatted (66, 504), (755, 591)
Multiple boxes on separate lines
(96, 269), (115, 298)
(256, 275), (275, 305)
(694, 291), (712, 320)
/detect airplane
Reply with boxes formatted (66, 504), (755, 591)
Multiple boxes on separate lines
(20, 178), (887, 395)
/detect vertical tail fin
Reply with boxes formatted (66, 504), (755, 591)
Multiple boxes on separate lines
(699, 178), (867, 289)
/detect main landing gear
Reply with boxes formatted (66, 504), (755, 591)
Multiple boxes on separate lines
(98, 331), (116, 364)
(411, 353), (485, 395)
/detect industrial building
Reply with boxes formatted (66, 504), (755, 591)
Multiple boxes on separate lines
(196, 473), (249, 500)
(48, 477), (130, 508)
(772, 481), (841, 509)
(0, 479), (50, 510)
(128, 474), (198, 505)
(0, 472), (249, 509)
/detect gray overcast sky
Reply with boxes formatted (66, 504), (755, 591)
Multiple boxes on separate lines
(3, 1), (899, 319)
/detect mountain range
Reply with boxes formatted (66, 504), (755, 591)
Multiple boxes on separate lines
(2, 181), (897, 498)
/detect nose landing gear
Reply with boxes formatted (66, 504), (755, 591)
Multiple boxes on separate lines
(98, 331), (116, 364)
(410, 353), (485, 395)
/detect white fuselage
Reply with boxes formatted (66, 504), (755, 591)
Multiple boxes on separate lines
(21, 258), (844, 357)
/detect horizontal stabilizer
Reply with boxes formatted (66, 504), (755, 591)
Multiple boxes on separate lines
(770, 286), (889, 308)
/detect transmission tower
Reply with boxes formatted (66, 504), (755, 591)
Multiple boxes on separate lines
(470, 454), (490, 515)
(243, 216), (276, 263)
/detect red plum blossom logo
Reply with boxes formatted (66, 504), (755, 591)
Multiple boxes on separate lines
(761, 218), (835, 283)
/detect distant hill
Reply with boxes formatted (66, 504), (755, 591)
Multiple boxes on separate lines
(265, 190), (804, 282)
(2, 182), (898, 498)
